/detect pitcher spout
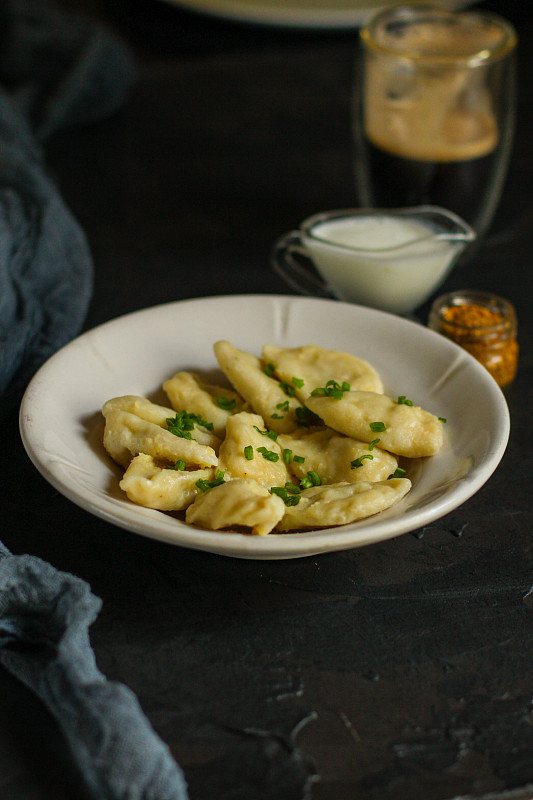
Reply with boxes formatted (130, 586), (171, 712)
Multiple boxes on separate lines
(405, 205), (477, 244)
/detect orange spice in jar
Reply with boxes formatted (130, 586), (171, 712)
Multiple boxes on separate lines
(428, 290), (518, 388)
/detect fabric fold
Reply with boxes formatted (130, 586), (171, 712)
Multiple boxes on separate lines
(0, 3), (189, 798)
(0, 550), (189, 800)
(0, 0), (136, 410)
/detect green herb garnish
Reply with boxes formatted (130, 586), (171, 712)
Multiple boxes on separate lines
(388, 468), (407, 479)
(264, 363), (275, 377)
(397, 395), (413, 406)
(299, 470), (321, 489)
(270, 484), (301, 507)
(282, 448), (293, 464)
(439, 417), (447, 424)
(216, 396), (236, 411)
(279, 380), (295, 397)
(310, 380), (351, 400)
(292, 377), (304, 388)
(370, 421), (386, 433)
(166, 459), (186, 471)
(244, 445), (254, 460)
(276, 401), (290, 412)
(367, 438), (380, 451)
(293, 454), (306, 464)
(257, 446), (279, 462)
(166, 410), (213, 439)
(196, 469), (226, 492)
(351, 454), (374, 469)
(253, 425), (278, 442)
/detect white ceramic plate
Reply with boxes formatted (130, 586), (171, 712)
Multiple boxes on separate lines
(159, 0), (469, 30)
(20, 295), (509, 560)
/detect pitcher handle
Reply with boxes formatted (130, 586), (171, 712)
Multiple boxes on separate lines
(271, 230), (335, 299)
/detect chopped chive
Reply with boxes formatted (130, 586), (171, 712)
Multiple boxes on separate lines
(292, 377), (304, 388)
(370, 421), (386, 432)
(397, 395), (413, 406)
(284, 495), (301, 507)
(279, 380), (295, 397)
(367, 438), (380, 451)
(253, 425), (278, 441)
(244, 445), (254, 460)
(285, 483), (301, 494)
(271, 413), (284, 419)
(216, 396), (236, 411)
(282, 448), (292, 464)
(270, 485), (301, 506)
(196, 469), (226, 492)
(166, 410), (213, 438)
(276, 400), (290, 411)
(293, 454), (305, 464)
(166, 459), (186, 471)
(264, 363), (275, 377)
(310, 379), (351, 400)
(388, 468), (406, 479)
(257, 446), (279, 462)
(300, 470), (321, 489)
(439, 417), (447, 424)
(351, 454), (374, 469)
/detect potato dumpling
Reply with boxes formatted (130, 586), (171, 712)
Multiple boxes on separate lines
(214, 340), (302, 434)
(262, 344), (383, 402)
(186, 478), (286, 536)
(120, 454), (215, 511)
(103, 408), (218, 469)
(277, 478), (411, 531)
(103, 395), (220, 450)
(102, 341), (449, 536)
(163, 372), (246, 439)
(306, 391), (443, 458)
(277, 428), (398, 485)
(218, 412), (291, 487)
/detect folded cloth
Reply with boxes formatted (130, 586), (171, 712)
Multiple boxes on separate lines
(0, 4), (189, 799)
(0, 0), (134, 411)
(0, 544), (189, 800)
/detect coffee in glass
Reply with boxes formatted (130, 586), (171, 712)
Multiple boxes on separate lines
(354, 6), (517, 238)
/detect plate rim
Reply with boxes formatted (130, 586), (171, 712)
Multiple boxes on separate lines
(157, 0), (471, 30)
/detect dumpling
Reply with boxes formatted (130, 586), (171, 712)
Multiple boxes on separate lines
(186, 478), (286, 536)
(262, 344), (383, 402)
(305, 391), (444, 458)
(102, 408), (218, 469)
(277, 478), (411, 531)
(213, 340), (302, 434)
(277, 428), (398, 485)
(163, 371), (246, 439)
(120, 454), (215, 510)
(102, 395), (220, 449)
(218, 412), (291, 487)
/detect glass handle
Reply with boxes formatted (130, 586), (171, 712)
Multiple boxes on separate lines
(271, 231), (335, 299)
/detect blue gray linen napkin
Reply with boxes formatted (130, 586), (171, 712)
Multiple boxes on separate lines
(0, 544), (189, 800)
(0, 0), (134, 409)
(0, 3), (189, 798)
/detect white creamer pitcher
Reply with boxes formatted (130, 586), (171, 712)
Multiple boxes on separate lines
(272, 206), (475, 314)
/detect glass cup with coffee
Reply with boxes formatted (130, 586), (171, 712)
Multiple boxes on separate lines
(353, 5), (517, 239)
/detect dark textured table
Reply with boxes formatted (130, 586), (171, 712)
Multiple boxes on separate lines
(1, 2), (533, 798)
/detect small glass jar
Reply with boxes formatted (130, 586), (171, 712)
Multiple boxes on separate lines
(429, 290), (518, 388)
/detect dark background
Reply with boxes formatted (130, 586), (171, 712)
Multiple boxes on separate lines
(1, 1), (532, 798)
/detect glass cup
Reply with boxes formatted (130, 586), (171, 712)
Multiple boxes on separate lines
(353, 5), (517, 239)
(272, 206), (474, 315)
